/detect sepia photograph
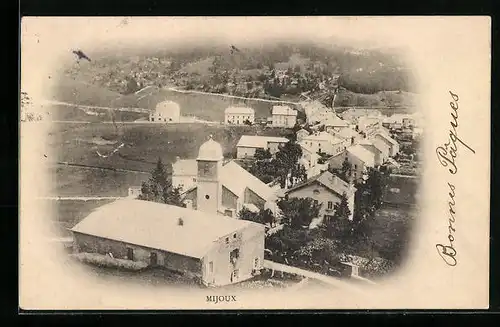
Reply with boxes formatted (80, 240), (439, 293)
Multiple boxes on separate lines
(19, 17), (490, 310)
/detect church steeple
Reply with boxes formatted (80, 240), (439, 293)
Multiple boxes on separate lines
(196, 135), (223, 214)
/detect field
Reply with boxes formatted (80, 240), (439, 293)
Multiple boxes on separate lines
(47, 122), (293, 196)
(335, 89), (418, 109)
(135, 89), (300, 122)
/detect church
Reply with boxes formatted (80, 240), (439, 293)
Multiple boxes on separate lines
(179, 136), (280, 219)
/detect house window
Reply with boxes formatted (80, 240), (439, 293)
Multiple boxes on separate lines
(328, 201), (333, 210)
(193, 178), (196, 182)
(225, 237), (229, 244)
(150, 252), (157, 266)
(205, 194), (210, 200)
(354, 164), (357, 169)
(313, 200), (319, 206)
(233, 233), (237, 238)
(151, 118), (154, 122)
(230, 249), (240, 264)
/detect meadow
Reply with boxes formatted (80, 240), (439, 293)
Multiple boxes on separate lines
(48, 122), (293, 196)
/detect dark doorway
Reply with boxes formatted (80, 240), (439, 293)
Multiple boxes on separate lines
(127, 247), (134, 260)
(150, 252), (158, 266)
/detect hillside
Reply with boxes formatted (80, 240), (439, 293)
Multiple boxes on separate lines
(334, 89), (417, 108)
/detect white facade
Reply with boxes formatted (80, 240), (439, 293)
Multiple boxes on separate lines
(149, 100), (181, 123)
(236, 135), (289, 159)
(301, 132), (347, 156)
(271, 105), (297, 128)
(225, 107), (255, 125)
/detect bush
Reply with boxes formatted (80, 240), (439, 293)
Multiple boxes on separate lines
(71, 252), (148, 271)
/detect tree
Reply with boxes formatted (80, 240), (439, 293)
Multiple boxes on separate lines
(254, 148), (272, 161)
(326, 192), (352, 239)
(138, 157), (184, 207)
(238, 207), (275, 226)
(277, 197), (321, 229)
(274, 141), (303, 187)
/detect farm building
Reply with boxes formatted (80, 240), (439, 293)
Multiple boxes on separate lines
(271, 105), (297, 128)
(285, 171), (357, 224)
(71, 198), (265, 287)
(149, 100), (181, 123)
(236, 135), (289, 159)
(323, 114), (350, 134)
(224, 107), (255, 125)
(180, 136), (279, 218)
(301, 131), (347, 156)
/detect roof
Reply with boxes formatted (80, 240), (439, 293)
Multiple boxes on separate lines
(347, 145), (376, 167)
(172, 159), (197, 177)
(296, 128), (310, 135)
(375, 131), (399, 145)
(236, 135), (289, 148)
(225, 106), (255, 115)
(220, 161), (276, 201)
(303, 131), (344, 144)
(336, 128), (360, 140)
(286, 171), (356, 197)
(324, 115), (349, 127)
(197, 136), (224, 161)
(359, 140), (387, 154)
(155, 100), (180, 114)
(71, 199), (259, 259)
(272, 105), (297, 116)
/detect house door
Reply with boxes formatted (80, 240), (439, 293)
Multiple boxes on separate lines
(127, 247), (134, 260)
(231, 269), (239, 283)
(150, 252), (157, 266)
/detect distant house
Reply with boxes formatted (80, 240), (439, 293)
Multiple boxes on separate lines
(172, 157), (198, 192)
(374, 131), (400, 157)
(224, 107), (255, 125)
(236, 135), (289, 159)
(357, 116), (382, 138)
(71, 198), (265, 287)
(299, 141), (320, 169)
(328, 145), (376, 182)
(301, 131), (347, 156)
(358, 140), (390, 166)
(149, 100), (181, 123)
(127, 186), (142, 199)
(285, 171), (357, 223)
(334, 127), (362, 147)
(323, 114), (350, 134)
(296, 128), (310, 142)
(271, 105), (297, 128)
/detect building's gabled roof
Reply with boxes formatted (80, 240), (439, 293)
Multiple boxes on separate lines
(286, 171), (356, 197)
(225, 106), (255, 115)
(358, 140), (387, 154)
(71, 199), (261, 259)
(347, 145), (376, 167)
(303, 131), (344, 144)
(336, 128), (360, 140)
(236, 135), (289, 149)
(172, 159), (197, 177)
(220, 160), (276, 201)
(272, 105), (297, 116)
(155, 100), (180, 114)
(296, 128), (310, 136)
(375, 131), (399, 146)
(323, 114), (349, 127)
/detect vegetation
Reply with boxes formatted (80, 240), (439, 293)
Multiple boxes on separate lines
(138, 158), (184, 207)
(277, 197), (322, 229)
(238, 207), (275, 226)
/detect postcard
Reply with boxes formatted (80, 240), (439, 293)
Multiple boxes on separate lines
(19, 16), (491, 310)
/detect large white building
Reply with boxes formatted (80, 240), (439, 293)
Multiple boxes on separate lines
(301, 131), (347, 156)
(149, 100), (181, 123)
(236, 135), (289, 159)
(271, 105), (297, 128)
(224, 107), (255, 125)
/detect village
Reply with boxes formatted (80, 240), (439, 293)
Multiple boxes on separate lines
(62, 91), (422, 290)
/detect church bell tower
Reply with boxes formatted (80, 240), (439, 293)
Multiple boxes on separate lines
(196, 135), (223, 215)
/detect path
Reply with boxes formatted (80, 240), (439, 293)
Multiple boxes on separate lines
(390, 173), (419, 179)
(165, 87), (300, 105)
(37, 196), (125, 201)
(55, 161), (151, 174)
(41, 100), (151, 114)
(263, 260), (366, 293)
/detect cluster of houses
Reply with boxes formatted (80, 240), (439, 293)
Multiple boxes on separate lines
(224, 104), (298, 128)
(71, 96), (411, 288)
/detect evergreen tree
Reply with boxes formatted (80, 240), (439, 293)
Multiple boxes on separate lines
(326, 192), (352, 239)
(139, 157), (184, 207)
(277, 197), (321, 229)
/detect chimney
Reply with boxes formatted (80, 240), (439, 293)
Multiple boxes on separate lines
(177, 218), (184, 226)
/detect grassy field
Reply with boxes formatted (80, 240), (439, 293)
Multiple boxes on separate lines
(47, 122), (292, 196)
(335, 89), (418, 109)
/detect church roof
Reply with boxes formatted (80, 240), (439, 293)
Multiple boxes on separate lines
(197, 136), (224, 161)
(220, 161), (276, 201)
(71, 199), (261, 259)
